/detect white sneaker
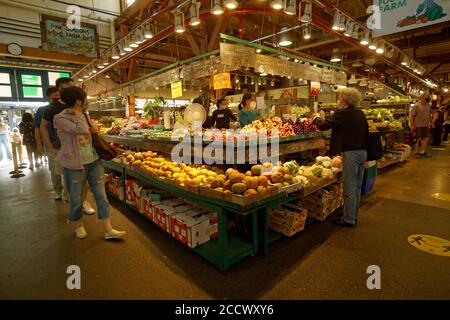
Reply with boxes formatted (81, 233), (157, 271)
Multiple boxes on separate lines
(75, 226), (87, 239)
(105, 229), (126, 240)
(83, 201), (96, 215)
(53, 193), (62, 200)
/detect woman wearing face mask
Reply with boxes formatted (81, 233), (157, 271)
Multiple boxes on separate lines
(238, 93), (260, 127)
(211, 98), (237, 130)
(54, 87), (126, 240)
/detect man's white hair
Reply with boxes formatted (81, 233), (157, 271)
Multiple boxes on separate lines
(339, 87), (362, 107)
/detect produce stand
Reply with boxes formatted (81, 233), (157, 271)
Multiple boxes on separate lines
(102, 132), (329, 160)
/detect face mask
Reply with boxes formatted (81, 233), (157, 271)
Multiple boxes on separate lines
(250, 101), (257, 109)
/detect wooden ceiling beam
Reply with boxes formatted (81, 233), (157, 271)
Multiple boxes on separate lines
(0, 44), (90, 65)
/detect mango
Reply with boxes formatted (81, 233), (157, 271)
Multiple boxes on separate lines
(271, 172), (284, 184)
(251, 164), (263, 176)
(283, 174), (293, 184)
(245, 176), (258, 190)
(257, 176), (269, 187)
(245, 171), (253, 177)
(244, 189), (258, 197)
(231, 182), (247, 194)
(230, 172), (244, 184)
(257, 186), (267, 195)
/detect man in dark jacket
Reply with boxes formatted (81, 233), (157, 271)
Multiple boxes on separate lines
(313, 88), (369, 227)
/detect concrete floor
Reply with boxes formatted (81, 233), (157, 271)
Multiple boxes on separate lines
(1, 146), (449, 300)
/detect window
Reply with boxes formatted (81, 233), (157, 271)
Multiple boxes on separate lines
(0, 72), (12, 98)
(48, 72), (71, 86)
(20, 74), (44, 98)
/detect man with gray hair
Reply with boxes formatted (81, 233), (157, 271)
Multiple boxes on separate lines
(313, 87), (369, 227)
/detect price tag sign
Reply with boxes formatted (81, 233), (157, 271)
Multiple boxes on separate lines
(310, 81), (321, 96)
(171, 81), (183, 98)
(212, 72), (231, 90)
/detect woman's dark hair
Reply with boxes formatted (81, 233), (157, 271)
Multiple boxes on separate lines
(238, 93), (254, 110)
(60, 87), (87, 107)
(55, 77), (74, 90)
(46, 86), (58, 97)
(217, 98), (226, 108)
(22, 112), (33, 123)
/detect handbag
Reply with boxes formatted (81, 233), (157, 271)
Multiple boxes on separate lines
(83, 113), (117, 161)
(366, 132), (383, 161)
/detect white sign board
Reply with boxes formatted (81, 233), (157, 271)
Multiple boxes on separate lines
(373, 0), (450, 37)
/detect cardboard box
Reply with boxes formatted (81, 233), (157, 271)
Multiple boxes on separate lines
(125, 179), (135, 205)
(269, 204), (308, 236)
(132, 181), (143, 213)
(299, 183), (343, 221)
(172, 211), (218, 248)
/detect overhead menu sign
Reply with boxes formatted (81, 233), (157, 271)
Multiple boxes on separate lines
(171, 81), (183, 98)
(212, 72), (231, 90)
(373, 0), (450, 37)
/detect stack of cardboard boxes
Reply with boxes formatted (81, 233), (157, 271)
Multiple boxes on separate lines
(269, 204), (308, 236)
(105, 173), (124, 200)
(298, 183), (343, 221)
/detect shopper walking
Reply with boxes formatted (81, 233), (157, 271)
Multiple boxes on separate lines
(443, 105), (450, 143)
(211, 98), (237, 129)
(430, 106), (444, 146)
(35, 87), (63, 198)
(313, 88), (369, 227)
(10, 127), (24, 167)
(19, 112), (39, 170)
(0, 118), (12, 162)
(40, 78), (95, 215)
(410, 94), (432, 157)
(54, 87), (125, 240)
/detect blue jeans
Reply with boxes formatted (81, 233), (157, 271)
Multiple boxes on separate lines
(64, 160), (109, 222)
(342, 150), (367, 224)
(0, 134), (12, 161)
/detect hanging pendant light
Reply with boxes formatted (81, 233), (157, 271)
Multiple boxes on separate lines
(190, 0), (201, 26)
(174, 9), (185, 33)
(130, 33), (139, 48)
(124, 36), (133, 52)
(102, 57), (109, 66)
(271, 0), (283, 10)
(300, 0), (312, 23)
(144, 24), (154, 38)
(284, 0), (296, 15)
(376, 40), (384, 54)
(278, 27), (292, 46)
(212, 0), (224, 15)
(401, 56), (408, 66)
(303, 24), (311, 39)
(339, 15), (346, 31)
(344, 20), (353, 37)
(332, 11), (341, 30)
(348, 74), (358, 84)
(368, 37), (377, 50)
(330, 48), (341, 62)
(360, 30), (369, 45)
(135, 28), (145, 44)
(224, 0), (238, 10)
(351, 25), (359, 40)
(112, 47), (120, 60)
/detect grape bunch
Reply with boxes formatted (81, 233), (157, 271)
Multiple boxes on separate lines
(291, 119), (318, 135)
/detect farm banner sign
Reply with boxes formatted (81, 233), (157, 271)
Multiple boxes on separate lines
(40, 14), (99, 58)
(373, 0), (450, 37)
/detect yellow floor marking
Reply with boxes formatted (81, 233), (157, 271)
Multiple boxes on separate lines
(431, 148), (446, 151)
(432, 193), (450, 202)
(408, 234), (450, 257)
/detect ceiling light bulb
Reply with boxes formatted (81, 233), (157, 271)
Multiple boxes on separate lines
(278, 28), (292, 46)
(351, 25), (359, 40)
(112, 48), (120, 60)
(303, 25), (311, 39)
(144, 24), (154, 39)
(284, 0), (296, 15)
(330, 48), (341, 62)
(360, 30), (369, 45)
(368, 40), (377, 50)
(256, 48), (262, 53)
(271, 0), (283, 10)
(300, 0), (312, 23)
(174, 10), (185, 33)
(212, 0), (224, 15)
(332, 11), (341, 30)
(344, 20), (353, 37)
(224, 0), (238, 10)
(376, 41), (384, 54)
(260, 72), (267, 76)
(339, 16), (346, 31)
(190, 0), (201, 26)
